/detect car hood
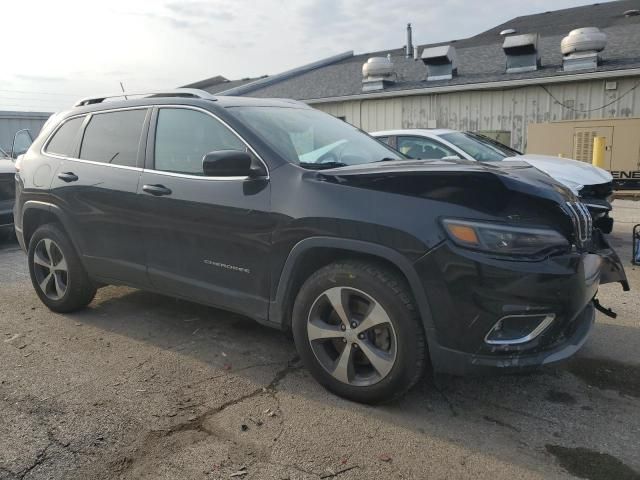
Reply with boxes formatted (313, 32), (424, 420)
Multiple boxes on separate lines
(503, 154), (612, 193)
(0, 159), (16, 175)
(316, 158), (576, 207)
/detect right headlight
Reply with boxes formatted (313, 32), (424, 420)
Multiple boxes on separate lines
(442, 219), (569, 256)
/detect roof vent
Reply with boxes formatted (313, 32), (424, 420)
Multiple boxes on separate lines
(362, 56), (396, 92)
(561, 27), (607, 71)
(502, 33), (540, 73)
(624, 9), (640, 17)
(421, 45), (458, 81)
(500, 28), (516, 36)
(405, 23), (413, 59)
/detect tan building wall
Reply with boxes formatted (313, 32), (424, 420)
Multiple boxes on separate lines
(312, 76), (640, 152)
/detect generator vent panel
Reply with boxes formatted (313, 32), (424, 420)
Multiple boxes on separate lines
(573, 130), (596, 162)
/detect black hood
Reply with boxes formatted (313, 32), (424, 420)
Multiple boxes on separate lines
(313, 158), (577, 235)
(316, 159), (575, 204)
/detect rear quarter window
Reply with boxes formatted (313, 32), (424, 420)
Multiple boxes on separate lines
(45, 117), (85, 157)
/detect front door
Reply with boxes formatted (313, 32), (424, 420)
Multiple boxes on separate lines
(138, 106), (274, 321)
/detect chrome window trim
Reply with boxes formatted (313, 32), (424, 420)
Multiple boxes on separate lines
(41, 106), (150, 170)
(149, 104), (270, 181)
(40, 104), (269, 181)
(484, 313), (556, 346)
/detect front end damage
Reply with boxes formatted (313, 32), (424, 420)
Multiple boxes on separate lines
(318, 159), (628, 376)
(415, 201), (628, 376)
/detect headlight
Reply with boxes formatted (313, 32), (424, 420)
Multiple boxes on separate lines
(442, 219), (569, 256)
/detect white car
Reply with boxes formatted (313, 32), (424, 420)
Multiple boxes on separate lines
(371, 129), (614, 233)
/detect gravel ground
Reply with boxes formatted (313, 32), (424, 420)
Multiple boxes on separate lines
(0, 200), (639, 480)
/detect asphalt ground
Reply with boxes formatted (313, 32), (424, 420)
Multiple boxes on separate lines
(0, 200), (639, 480)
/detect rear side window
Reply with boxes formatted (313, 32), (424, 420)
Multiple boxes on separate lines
(46, 117), (84, 157)
(397, 136), (458, 160)
(154, 108), (246, 175)
(80, 109), (147, 167)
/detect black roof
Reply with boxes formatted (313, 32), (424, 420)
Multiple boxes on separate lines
(210, 0), (640, 101)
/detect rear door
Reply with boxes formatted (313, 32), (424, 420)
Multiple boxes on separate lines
(49, 108), (151, 286)
(138, 106), (273, 320)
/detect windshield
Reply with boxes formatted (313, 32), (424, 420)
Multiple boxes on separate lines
(229, 106), (403, 169)
(467, 132), (522, 156)
(439, 131), (510, 162)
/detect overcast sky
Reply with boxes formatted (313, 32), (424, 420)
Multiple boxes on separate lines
(3, 0), (593, 112)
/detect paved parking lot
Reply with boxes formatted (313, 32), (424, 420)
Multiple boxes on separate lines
(1, 201), (639, 480)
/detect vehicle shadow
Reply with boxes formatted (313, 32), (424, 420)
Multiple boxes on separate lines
(66, 284), (640, 476)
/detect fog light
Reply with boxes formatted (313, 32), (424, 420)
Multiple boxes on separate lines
(484, 314), (555, 345)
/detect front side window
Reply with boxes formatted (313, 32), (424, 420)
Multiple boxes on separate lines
(80, 109), (147, 167)
(229, 106), (403, 169)
(154, 108), (246, 175)
(397, 136), (458, 160)
(439, 132), (507, 162)
(46, 116), (85, 157)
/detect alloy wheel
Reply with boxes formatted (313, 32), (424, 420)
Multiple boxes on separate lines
(307, 286), (397, 386)
(33, 238), (68, 301)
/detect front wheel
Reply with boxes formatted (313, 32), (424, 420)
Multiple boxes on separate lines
(292, 261), (427, 404)
(28, 224), (97, 313)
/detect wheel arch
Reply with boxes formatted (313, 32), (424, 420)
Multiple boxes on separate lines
(269, 237), (434, 332)
(21, 201), (79, 253)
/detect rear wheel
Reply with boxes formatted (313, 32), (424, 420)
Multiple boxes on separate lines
(28, 224), (96, 313)
(292, 261), (427, 404)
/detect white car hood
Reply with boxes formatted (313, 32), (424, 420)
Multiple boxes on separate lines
(502, 154), (612, 193)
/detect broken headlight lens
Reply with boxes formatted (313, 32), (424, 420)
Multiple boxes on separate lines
(442, 219), (569, 256)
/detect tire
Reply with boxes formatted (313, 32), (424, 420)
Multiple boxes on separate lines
(28, 223), (96, 313)
(292, 260), (427, 404)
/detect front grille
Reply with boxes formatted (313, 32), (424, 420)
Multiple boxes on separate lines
(0, 174), (15, 201)
(566, 201), (592, 247)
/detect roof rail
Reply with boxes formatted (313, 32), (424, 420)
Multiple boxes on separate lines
(73, 88), (217, 107)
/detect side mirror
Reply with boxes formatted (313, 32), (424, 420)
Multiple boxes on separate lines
(11, 129), (33, 159)
(202, 150), (267, 178)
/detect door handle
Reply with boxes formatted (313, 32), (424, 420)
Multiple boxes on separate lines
(142, 184), (172, 196)
(57, 172), (78, 183)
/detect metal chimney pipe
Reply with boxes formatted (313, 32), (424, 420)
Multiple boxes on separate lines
(406, 23), (413, 58)
(413, 45), (419, 61)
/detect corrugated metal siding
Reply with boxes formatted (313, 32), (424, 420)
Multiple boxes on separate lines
(0, 111), (52, 154)
(314, 76), (640, 151)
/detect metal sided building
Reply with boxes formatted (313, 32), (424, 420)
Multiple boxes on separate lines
(0, 111), (52, 156)
(187, 0), (640, 170)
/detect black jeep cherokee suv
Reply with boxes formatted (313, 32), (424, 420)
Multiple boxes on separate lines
(14, 90), (629, 403)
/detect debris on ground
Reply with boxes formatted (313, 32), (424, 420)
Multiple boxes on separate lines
(229, 466), (248, 477)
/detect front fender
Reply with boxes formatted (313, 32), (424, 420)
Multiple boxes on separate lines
(268, 236), (436, 331)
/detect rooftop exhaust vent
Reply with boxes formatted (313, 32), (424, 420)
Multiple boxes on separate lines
(561, 27), (607, 71)
(405, 23), (413, 58)
(362, 56), (396, 92)
(500, 28), (516, 36)
(421, 45), (458, 81)
(502, 33), (540, 73)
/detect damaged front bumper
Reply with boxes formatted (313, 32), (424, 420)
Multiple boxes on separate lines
(414, 232), (628, 376)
